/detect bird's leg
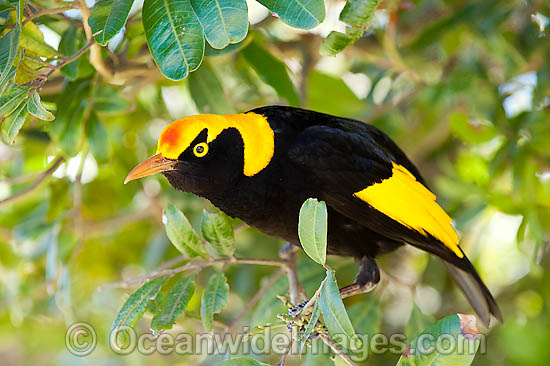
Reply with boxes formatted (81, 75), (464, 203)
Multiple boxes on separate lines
(287, 256), (380, 319)
(282, 258), (380, 345)
(339, 256), (380, 298)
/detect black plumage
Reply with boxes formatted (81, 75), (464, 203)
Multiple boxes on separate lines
(129, 105), (502, 325)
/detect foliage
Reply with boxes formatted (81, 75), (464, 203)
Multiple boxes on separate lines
(1, 0), (549, 366)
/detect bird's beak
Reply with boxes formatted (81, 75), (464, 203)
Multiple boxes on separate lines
(124, 153), (177, 184)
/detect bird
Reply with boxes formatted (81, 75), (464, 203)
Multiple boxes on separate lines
(125, 105), (502, 326)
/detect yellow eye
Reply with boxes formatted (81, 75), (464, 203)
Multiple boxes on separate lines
(193, 142), (209, 157)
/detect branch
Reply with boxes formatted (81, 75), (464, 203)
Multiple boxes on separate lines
(229, 268), (285, 328)
(279, 242), (307, 304)
(37, 37), (96, 89)
(78, 0), (113, 80)
(320, 333), (360, 366)
(4, 5), (77, 29)
(98, 256), (286, 290)
(276, 335), (294, 366)
(0, 157), (64, 206)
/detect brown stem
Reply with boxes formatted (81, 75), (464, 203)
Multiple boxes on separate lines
(98, 256), (286, 290)
(229, 268), (285, 328)
(78, 0), (113, 80)
(279, 243), (307, 304)
(4, 5), (77, 29)
(37, 38), (96, 89)
(0, 157), (64, 206)
(276, 335), (293, 366)
(320, 333), (360, 366)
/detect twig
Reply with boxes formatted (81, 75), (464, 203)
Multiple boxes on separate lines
(0, 157), (64, 206)
(99, 256), (286, 290)
(4, 5), (77, 29)
(37, 37), (96, 89)
(68, 150), (88, 264)
(279, 243), (307, 304)
(320, 333), (360, 366)
(276, 335), (293, 366)
(229, 268), (285, 328)
(78, 0), (113, 80)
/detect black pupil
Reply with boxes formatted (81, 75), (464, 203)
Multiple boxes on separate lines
(195, 145), (204, 154)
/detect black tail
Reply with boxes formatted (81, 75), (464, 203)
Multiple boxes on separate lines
(443, 250), (502, 327)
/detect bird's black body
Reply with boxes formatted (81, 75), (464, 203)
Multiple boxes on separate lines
(156, 106), (502, 325)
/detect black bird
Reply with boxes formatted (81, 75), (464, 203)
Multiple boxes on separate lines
(125, 106), (502, 326)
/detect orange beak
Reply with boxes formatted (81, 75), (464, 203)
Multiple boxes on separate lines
(124, 154), (178, 184)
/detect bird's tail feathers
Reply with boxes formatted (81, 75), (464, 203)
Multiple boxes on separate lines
(443, 254), (502, 327)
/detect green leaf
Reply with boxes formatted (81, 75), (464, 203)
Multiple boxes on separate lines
(20, 21), (58, 58)
(257, 0), (325, 29)
(397, 314), (482, 366)
(218, 357), (270, 366)
(93, 86), (131, 114)
(189, 62), (235, 114)
(320, 31), (358, 57)
(340, 0), (381, 28)
(27, 90), (55, 121)
(14, 54), (38, 85)
(0, 85), (28, 117)
(142, 0), (205, 80)
(405, 304), (435, 340)
(89, 0), (135, 46)
(318, 270), (356, 349)
(16, 0), (23, 27)
(111, 276), (168, 341)
(150, 274), (196, 333)
(449, 112), (498, 143)
(347, 297), (381, 335)
(46, 179), (71, 221)
(0, 27), (21, 87)
(307, 71), (364, 116)
(2, 98), (28, 143)
(190, 0), (248, 49)
(86, 113), (111, 164)
(58, 24), (80, 80)
(241, 40), (300, 107)
(200, 271), (229, 331)
(201, 210), (235, 257)
(298, 198), (327, 266)
(299, 295), (321, 353)
(163, 203), (208, 258)
(50, 79), (90, 156)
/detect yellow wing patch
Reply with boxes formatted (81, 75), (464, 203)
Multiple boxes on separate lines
(157, 112), (274, 177)
(354, 163), (462, 258)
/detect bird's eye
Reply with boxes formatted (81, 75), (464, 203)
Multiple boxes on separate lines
(193, 142), (209, 157)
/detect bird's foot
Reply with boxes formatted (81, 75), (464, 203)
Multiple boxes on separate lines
(339, 280), (378, 298)
(342, 256), (380, 298)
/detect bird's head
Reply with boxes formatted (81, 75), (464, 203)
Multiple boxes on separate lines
(125, 112), (275, 194)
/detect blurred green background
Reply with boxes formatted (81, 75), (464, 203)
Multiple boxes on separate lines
(1, 0), (549, 365)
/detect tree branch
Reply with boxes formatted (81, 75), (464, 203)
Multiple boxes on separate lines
(0, 157), (64, 206)
(279, 242), (307, 305)
(4, 5), (78, 29)
(320, 333), (360, 366)
(98, 256), (287, 290)
(229, 268), (285, 329)
(78, 0), (113, 80)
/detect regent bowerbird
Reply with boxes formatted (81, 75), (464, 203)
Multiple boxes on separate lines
(125, 105), (502, 326)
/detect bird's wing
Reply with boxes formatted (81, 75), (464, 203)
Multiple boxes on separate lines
(287, 124), (463, 265)
(288, 124), (502, 325)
